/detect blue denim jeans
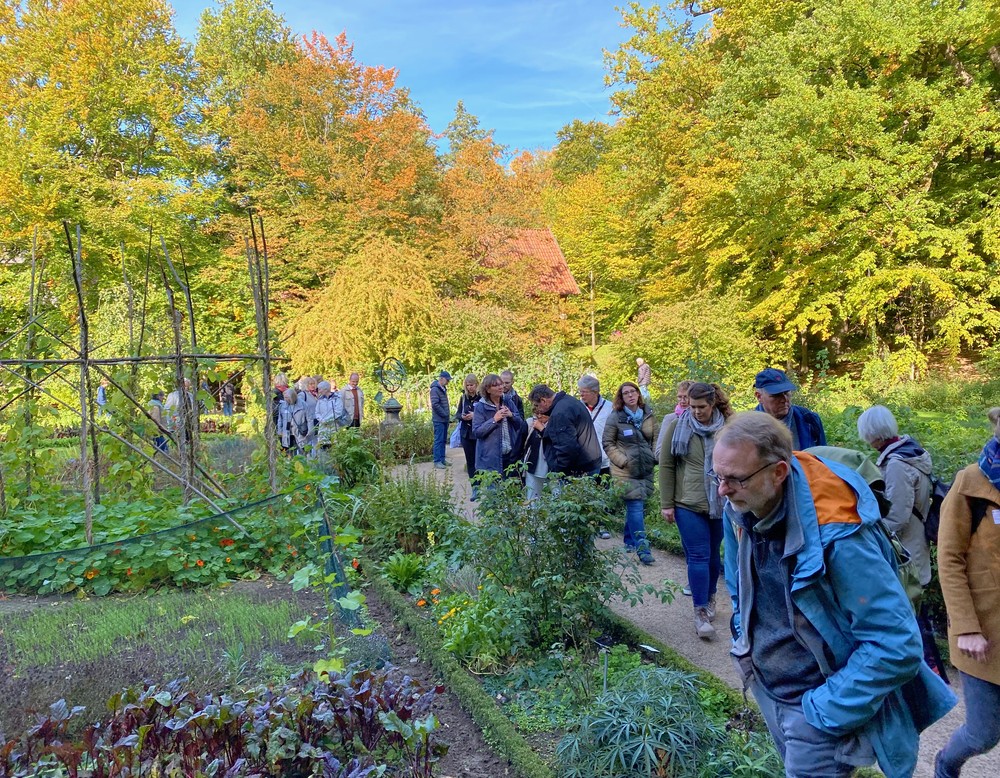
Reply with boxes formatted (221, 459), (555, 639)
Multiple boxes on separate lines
(752, 681), (869, 777)
(623, 499), (648, 550)
(936, 671), (1000, 777)
(432, 421), (448, 464)
(222, 401), (233, 416)
(674, 507), (722, 608)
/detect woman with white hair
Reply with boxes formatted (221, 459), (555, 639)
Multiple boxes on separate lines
(314, 380), (344, 450)
(857, 405), (933, 593)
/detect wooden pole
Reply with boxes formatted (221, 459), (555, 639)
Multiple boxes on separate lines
(65, 222), (95, 544)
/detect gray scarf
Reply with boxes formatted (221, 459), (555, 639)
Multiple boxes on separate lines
(486, 400), (512, 455)
(670, 409), (726, 519)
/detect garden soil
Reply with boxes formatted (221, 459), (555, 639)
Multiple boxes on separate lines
(420, 444), (998, 778)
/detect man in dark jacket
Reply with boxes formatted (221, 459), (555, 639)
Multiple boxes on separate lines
(753, 368), (826, 450)
(431, 370), (452, 469)
(528, 384), (602, 477)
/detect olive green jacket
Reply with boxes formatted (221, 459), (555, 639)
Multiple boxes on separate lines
(658, 417), (710, 514)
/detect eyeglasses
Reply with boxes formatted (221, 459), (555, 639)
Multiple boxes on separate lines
(709, 461), (779, 489)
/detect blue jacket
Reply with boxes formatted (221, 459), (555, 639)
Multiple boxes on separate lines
(754, 403), (826, 449)
(430, 381), (450, 424)
(472, 398), (527, 474)
(729, 453), (955, 778)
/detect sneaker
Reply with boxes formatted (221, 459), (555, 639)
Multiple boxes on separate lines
(598, 528), (611, 540)
(434, 462), (446, 469)
(681, 586), (693, 597)
(694, 607), (716, 640)
(638, 549), (654, 566)
(706, 597), (716, 622)
(623, 545), (637, 554)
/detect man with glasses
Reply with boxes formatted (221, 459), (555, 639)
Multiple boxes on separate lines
(753, 368), (826, 449)
(714, 412), (954, 778)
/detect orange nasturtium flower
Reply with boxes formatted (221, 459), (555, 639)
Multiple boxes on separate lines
(84, 569), (98, 580)
(225, 557), (232, 563)
(416, 599), (427, 607)
(196, 560), (205, 567)
(220, 538), (235, 547)
(430, 588), (441, 595)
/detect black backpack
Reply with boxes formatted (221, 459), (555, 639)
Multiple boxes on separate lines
(913, 475), (949, 545)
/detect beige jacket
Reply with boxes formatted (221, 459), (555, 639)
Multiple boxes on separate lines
(342, 385), (364, 424)
(938, 463), (1000, 684)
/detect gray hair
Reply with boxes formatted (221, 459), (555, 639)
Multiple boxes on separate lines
(857, 405), (898, 445)
(318, 381), (331, 392)
(717, 412), (792, 463)
(577, 374), (600, 393)
(500, 369), (514, 380)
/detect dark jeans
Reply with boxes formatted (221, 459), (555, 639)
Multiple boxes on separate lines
(461, 437), (477, 480)
(222, 401), (233, 416)
(152, 435), (168, 454)
(432, 421), (448, 464)
(936, 671), (1000, 777)
(349, 418), (361, 428)
(674, 506), (723, 608)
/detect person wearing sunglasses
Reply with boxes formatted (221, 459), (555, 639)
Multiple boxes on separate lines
(716, 411), (954, 778)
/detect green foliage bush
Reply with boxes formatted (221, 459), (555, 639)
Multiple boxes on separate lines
(454, 475), (669, 651)
(361, 414), (435, 461)
(361, 468), (463, 557)
(0, 482), (333, 595)
(325, 428), (380, 487)
(383, 551), (427, 594)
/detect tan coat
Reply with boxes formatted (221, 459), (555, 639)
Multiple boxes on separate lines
(937, 463), (1000, 684)
(658, 417), (710, 514)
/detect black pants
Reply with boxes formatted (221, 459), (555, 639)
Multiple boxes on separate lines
(461, 437), (477, 480)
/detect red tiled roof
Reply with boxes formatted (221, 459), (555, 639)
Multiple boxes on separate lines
(488, 228), (580, 297)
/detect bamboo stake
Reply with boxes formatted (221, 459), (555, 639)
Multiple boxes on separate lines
(65, 222), (95, 544)
(23, 227), (38, 497)
(246, 227), (276, 492)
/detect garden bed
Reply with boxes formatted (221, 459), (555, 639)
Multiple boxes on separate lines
(0, 576), (510, 777)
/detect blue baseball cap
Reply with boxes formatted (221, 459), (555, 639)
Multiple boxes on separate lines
(754, 368), (797, 394)
(439, 370), (452, 380)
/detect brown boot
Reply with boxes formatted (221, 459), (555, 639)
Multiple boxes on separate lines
(694, 606), (716, 640)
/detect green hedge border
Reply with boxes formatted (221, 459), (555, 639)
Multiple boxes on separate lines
(365, 568), (556, 778)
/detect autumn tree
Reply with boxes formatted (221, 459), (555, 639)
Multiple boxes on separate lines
(587, 0), (1000, 370)
(284, 236), (441, 375)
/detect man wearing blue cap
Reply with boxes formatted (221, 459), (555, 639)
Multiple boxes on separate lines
(431, 370), (452, 469)
(754, 368), (826, 450)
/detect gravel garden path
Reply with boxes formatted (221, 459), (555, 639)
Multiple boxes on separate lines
(410, 445), (997, 778)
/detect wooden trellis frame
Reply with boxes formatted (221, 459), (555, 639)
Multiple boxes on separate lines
(0, 218), (278, 541)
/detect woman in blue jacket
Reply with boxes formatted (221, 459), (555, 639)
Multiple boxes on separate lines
(472, 373), (527, 483)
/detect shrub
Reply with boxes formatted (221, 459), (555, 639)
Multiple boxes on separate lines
(362, 468), (463, 557)
(455, 475), (669, 650)
(326, 428), (380, 488)
(362, 415), (435, 462)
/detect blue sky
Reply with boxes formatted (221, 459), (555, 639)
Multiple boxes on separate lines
(169, 0), (636, 153)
